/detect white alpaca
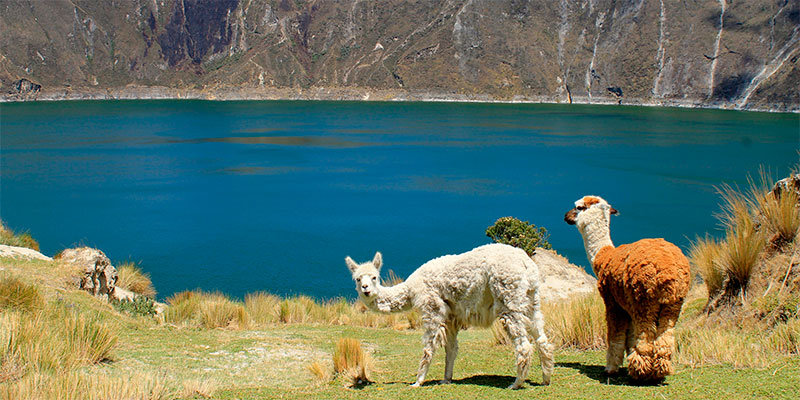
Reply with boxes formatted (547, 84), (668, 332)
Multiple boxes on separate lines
(564, 195), (690, 381)
(345, 243), (554, 388)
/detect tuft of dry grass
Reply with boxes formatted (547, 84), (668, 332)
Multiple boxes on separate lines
(163, 290), (249, 329)
(200, 297), (249, 330)
(759, 186), (800, 247)
(162, 291), (201, 326)
(2, 371), (176, 400)
(544, 293), (607, 350)
(0, 221), (40, 252)
(244, 291), (281, 325)
(333, 337), (372, 386)
(1, 304), (118, 381)
(0, 276), (44, 313)
(718, 216), (766, 296)
(115, 262), (156, 298)
(180, 378), (217, 399)
(306, 360), (332, 385)
(689, 235), (724, 297)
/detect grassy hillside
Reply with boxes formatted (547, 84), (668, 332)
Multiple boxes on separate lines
(1, 253), (798, 399)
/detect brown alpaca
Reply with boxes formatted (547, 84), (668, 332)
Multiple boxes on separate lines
(565, 196), (690, 381)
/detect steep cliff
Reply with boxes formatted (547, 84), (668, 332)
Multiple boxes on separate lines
(1, 0), (797, 111)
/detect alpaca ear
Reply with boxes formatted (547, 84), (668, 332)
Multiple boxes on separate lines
(610, 207), (619, 215)
(345, 256), (359, 274)
(372, 252), (383, 271)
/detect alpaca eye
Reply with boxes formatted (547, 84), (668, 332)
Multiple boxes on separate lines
(576, 206), (586, 211)
(356, 277), (361, 282)
(372, 277), (377, 281)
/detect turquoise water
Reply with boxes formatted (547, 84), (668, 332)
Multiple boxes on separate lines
(1, 100), (798, 300)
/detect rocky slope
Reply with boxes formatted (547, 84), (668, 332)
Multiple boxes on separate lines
(1, 0), (798, 111)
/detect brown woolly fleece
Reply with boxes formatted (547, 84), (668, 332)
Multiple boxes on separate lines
(593, 238), (691, 381)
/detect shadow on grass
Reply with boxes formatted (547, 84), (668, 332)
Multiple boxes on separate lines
(557, 362), (666, 387)
(384, 375), (544, 389)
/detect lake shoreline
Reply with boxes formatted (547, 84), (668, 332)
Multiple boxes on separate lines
(3, 85), (797, 114)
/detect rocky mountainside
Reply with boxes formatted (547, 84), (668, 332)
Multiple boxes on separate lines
(1, 0), (798, 111)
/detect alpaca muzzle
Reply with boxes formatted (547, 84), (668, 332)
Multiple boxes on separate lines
(564, 209), (578, 225)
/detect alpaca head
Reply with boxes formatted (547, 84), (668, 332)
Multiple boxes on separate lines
(564, 195), (618, 234)
(345, 252), (383, 304)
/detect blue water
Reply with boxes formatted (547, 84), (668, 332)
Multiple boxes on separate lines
(1, 100), (798, 300)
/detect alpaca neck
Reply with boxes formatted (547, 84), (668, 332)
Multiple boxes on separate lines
(579, 220), (614, 267)
(371, 282), (413, 313)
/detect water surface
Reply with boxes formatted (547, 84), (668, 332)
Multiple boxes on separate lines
(1, 100), (797, 300)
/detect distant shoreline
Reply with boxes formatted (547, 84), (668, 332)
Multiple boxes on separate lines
(3, 86), (797, 114)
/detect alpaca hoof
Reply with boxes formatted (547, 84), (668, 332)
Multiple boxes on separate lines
(438, 379), (452, 385)
(507, 382), (524, 390)
(410, 382), (422, 388)
(604, 367), (620, 376)
(541, 376), (551, 386)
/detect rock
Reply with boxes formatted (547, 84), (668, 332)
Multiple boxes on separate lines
(56, 247), (118, 300)
(0, 244), (52, 261)
(772, 173), (800, 202)
(12, 78), (41, 95)
(532, 248), (597, 302)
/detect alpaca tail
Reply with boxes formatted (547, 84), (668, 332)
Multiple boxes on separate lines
(627, 304), (680, 381)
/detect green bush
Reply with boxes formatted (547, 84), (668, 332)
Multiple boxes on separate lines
(485, 216), (551, 255)
(113, 295), (158, 317)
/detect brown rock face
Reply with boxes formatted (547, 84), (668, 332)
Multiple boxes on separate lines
(56, 247), (118, 300)
(0, 0), (796, 110)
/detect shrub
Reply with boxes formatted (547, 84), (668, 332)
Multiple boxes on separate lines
(115, 262), (156, 298)
(486, 216), (551, 255)
(0, 222), (39, 252)
(0, 276), (44, 313)
(113, 295), (158, 317)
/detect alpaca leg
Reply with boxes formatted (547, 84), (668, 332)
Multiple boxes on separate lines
(625, 322), (637, 357)
(501, 314), (534, 389)
(650, 303), (682, 378)
(626, 307), (660, 381)
(412, 322), (446, 387)
(527, 295), (554, 385)
(441, 321), (459, 384)
(604, 304), (630, 375)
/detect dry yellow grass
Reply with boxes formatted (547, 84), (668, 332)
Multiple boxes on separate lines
(306, 360), (332, 384)
(0, 221), (39, 252)
(689, 235), (724, 297)
(180, 378), (217, 399)
(244, 291), (281, 325)
(544, 293), (607, 350)
(333, 337), (372, 386)
(0, 276), (44, 313)
(2, 371), (175, 400)
(116, 262), (156, 298)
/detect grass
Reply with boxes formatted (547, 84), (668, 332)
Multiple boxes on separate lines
(333, 337), (372, 386)
(0, 222), (39, 252)
(115, 262), (156, 298)
(0, 276), (44, 313)
(544, 293), (606, 350)
(689, 235), (724, 297)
